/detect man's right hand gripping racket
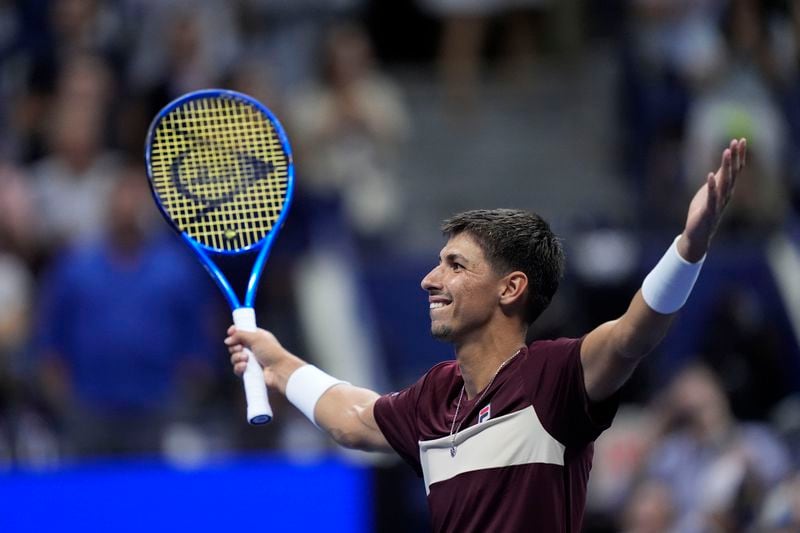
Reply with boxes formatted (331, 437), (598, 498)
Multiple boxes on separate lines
(145, 89), (294, 425)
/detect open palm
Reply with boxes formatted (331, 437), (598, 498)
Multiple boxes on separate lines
(681, 138), (747, 261)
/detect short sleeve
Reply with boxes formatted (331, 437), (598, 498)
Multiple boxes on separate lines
(373, 376), (428, 476)
(524, 337), (619, 446)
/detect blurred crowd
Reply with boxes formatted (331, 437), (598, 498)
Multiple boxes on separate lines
(0, 1), (799, 532)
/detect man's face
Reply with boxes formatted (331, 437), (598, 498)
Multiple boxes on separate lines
(420, 232), (505, 343)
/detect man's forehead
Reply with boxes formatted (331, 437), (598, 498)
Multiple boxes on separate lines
(440, 232), (486, 261)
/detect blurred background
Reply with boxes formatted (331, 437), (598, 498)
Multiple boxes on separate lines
(0, 0), (799, 531)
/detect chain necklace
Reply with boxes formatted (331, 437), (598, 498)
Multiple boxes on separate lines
(449, 348), (523, 458)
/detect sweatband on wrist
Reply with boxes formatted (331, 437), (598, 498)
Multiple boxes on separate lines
(641, 236), (705, 314)
(285, 365), (349, 428)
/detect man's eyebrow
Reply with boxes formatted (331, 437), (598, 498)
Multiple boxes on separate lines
(441, 252), (469, 264)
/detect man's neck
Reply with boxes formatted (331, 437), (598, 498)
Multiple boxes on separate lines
(455, 330), (526, 400)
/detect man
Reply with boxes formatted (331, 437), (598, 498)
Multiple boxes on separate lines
(226, 139), (747, 532)
(37, 162), (217, 457)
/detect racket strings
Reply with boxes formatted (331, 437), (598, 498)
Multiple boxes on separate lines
(149, 96), (289, 251)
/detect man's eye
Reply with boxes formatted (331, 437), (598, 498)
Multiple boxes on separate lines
(452, 263), (463, 271)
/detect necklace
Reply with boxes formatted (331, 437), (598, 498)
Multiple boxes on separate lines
(449, 348), (523, 457)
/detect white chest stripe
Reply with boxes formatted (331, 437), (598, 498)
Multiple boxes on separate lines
(418, 406), (565, 494)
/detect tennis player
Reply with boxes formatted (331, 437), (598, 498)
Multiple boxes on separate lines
(227, 139), (746, 532)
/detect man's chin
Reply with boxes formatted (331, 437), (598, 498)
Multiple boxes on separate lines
(430, 325), (453, 341)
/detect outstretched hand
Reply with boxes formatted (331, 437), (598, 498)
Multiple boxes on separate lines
(678, 138), (747, 262)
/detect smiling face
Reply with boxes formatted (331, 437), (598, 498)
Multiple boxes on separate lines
(421, 232), (508, 343)
(439, 209), (565, 327)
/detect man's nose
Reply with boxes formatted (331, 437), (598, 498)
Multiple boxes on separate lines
(421, 265), (441, 291)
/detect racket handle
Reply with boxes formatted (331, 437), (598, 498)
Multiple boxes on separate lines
(233, 307), (273, 425)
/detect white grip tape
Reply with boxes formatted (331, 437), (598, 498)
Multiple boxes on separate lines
(641, 236), (705, 314)
(233, 307), (273, 425)
(285, 365), (349, 428)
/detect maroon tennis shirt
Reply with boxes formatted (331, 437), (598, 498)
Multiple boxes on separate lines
(373, 337), (619, 532)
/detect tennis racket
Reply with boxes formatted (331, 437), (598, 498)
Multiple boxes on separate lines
(145, 89), (294, 425)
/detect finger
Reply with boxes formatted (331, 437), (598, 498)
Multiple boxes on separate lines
(722, 149), (734, 206)
(233, 362), (247, 377)
(729, 141), (743, 194)
(730, 139), (738, 170)
(717, 149), (732, 203)
(229, 327), (257, 342)
(740, 137), (747, 169)
(721, 146), (732, 173)
(230, 351), (248, 366)
(228, 344), (243, 355)
(735, 138), (747, 174)
(706, 172), (717, 212)
(224, 327), (251, 346)
(736, 139), (745, 173)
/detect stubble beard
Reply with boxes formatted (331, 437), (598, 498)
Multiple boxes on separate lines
(431, 324), (453, 341)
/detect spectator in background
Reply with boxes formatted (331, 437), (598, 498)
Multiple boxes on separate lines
(9, 0), (126, 162)
(0, 161), (37, 432)
(641, 364), (792, 532)
(29, 54), (119, 252)
(0, 162), (42, 270)
(44, 0), (124, 64)
(289, 23), (409, 247)
(621, 478), (677, 533)
(233, 0), (365, 94)
(224, 55), (282, 115)
(128, 0), (240, 114)
(623, 0), (796, 230)
(620, 0), (726, 223)
(418, 0), (555, 111)
(34, 162), (219, 459)
(683, 0), (791, 234)
(0, 167), (35, 467)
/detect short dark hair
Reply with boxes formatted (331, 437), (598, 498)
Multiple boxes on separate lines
(441, 209), (565, 325)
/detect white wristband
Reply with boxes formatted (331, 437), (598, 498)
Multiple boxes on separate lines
(285, 365), (349, 428)
(641, 236), (705, 314)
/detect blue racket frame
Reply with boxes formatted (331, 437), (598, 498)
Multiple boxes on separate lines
(145, 89), (295, 311)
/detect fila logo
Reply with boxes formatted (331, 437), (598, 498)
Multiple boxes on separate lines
(478, 404), (491, 424)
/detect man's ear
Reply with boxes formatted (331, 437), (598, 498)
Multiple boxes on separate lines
(499, 271), (528, 307)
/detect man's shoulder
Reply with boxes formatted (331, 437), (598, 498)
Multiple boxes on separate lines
(418, 359), (459, 386)
(527, 336), (583, 357)
(380, 359), (457, 401)
(521, 337), (585, 380)
(427, 359), (458, 374)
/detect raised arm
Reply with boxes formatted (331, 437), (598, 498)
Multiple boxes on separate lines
(580, 138), (747, 401)
(225, 327), (391, 452)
